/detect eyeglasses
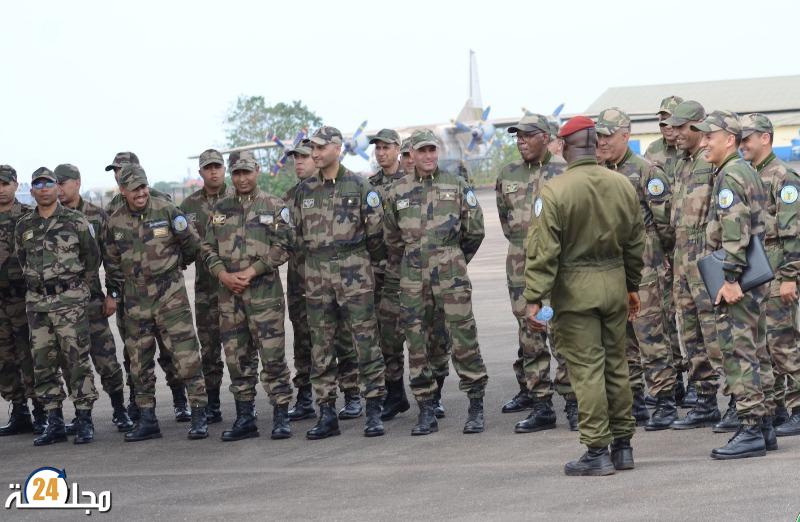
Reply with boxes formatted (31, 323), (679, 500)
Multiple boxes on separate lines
(32, 180), (56, 189)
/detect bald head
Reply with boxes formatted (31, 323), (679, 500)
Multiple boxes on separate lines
(562, 128), (597, 164)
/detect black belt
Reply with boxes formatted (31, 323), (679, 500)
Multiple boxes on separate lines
(28, 278), (83, 296)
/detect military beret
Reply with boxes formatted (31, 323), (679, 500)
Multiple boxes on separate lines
(558, 116), (595, 138)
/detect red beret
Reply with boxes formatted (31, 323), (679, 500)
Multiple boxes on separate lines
(558, 116), (595, 138)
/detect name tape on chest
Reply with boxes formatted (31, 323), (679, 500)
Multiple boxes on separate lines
(212, 214), (226, 225)
(504, 182), (519, 194)
(718, 188), (734, 209)
(302, 198), (315, 209)
(259, 213), (275, 225)
(780, 184), (798, 204)
(153, 227), (169, 238)
(396, 198), (410, 210)
(647, 178), (665, 197)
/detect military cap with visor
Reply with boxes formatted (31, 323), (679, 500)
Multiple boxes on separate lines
(198, 149), (224, 169)
(54, 163), (81, 182)
(119, 164), (149, 191)
(690, 110), (742, 136)
(661, 101), (706, 127)
(308, 126), (343, 146)
(369, 128), (401, 145)
(0, 165), (17, 183)
(740, 113), (774, 138)
(105, 151), (140, 172)
(508, 113), (550, 134)
(594, 108), (631, 136)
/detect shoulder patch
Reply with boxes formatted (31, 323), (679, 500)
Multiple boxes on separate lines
(780, 184), (798, 204)
(718, 188), (734, 209)
(366, 191), (381, 208)
(465, 189), (478, 208)
(302, 198), (315, 209)
(534, 197), (543, 217)
(172, 215), (188, 232)
(647, 178), (665, 197)
(280, 207), (291, 224)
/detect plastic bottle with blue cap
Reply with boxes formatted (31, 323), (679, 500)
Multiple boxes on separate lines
(535, 306), (553, 323)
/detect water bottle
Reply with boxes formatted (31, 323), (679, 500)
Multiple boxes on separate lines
(535, 306), (553, 323)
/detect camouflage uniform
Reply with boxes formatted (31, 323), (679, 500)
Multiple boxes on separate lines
(15, 176), (99, 411)
(103, 166), (207, 409)
(384, 164), (488, 401)
(292, 163), (386, 405)
(495, 147), (572, 400)
(202, 182), (293, 405)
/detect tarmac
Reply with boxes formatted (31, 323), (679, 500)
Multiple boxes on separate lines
(1, 188), (799, 521)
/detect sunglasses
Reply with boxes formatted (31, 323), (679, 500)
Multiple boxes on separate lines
(32, 180), (56, 189)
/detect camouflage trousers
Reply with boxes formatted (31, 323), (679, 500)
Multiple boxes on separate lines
(28, 303), (98, 411)
(0, 290), (34, 403)
(625, 323), (644, 392)
(123, 276), (206, 408)
(765, 288), (800, 411)
(508, 285), (572, 400)
(714, 286), (774, 421)
(305, 251), (386, 405)
(659, 258), (687, 373)
(400, 248), (488, 401)
(674, 255), (723, 396)
(218, 280), (292, 405)
(195, 283), (224, 392)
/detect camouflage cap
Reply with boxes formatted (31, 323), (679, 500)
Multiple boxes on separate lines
(0, 165), (17, 183)
(690, 110), (741, 136)
(595, 107), (631, 136)
(104, 151), (140, 172)
(740, 113), (774, 138)
(546, 117), (561, 138)
(287, 144), (312, 157)
(508, 113), (550, 134)
(369, 128), (401, 145)
(662, 100), (706, 127)
(400, 138), (413, 154)
(228, 150), (259, 172)
(657, 95), (684, 116)
(54, 163), (81, 182)
(198, 149), (224, 169)
(119, 164), (149, 190)
(410, 129), (439, 150)
(31, 167), (57, 183)
(308, 126), (343, 146)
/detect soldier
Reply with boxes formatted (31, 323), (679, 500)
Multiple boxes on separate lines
(104, 152), (189, 423)
(693, 110), (776, 459)
(15, 167), (100, 445)
(496, 114), (577, 433)
(0, 165), (44, 436)
(739, 113), (800, 437)
(663, 101), (724, 430)
(546, 118), (565, 159)
(201, 151), (294, 441)
(400, 138), (415, 174)
(292, 126), (387, 439)
(103, 164), (208, 441)
(180, 149), (232, 425)
(595, 108), (677, 430)
(54, 164), (133, 434)
(384, 129), (488, 436)
(645, 96), (685, 177)
(525, 116), (645, 476)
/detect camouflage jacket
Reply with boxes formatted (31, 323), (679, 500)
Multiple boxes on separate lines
(383, 167), (484, 272)
(14, 203), (100, 311)
(201, 187), (291, 298)
(754, 152), (800, 280)
(291, 165), (385, 265)
(495, 152), (563, 287)
(284, 180), (306, 297)
(671, 147), (715, 265)
(180, 183), (232, 288)
(605, 148), (674, 253)
(645, 137), (681, 181)
(370, 166), (407, 281)
(103, 197), (198, 297)
(105, 187), (172, 215)
(706, 154), (767, 278)
(0, 200), (32, 290)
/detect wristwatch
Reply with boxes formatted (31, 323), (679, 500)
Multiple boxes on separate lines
(724, 272), (738, 283)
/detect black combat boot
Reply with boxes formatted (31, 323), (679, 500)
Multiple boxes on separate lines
(127, 387), (140, 422)
(776, 407), (800, 437)
(773, 405), (789, 427)
(338, 391), (363, 420)
(172, 386), (191, 422)
(761, 416), (778, 451)
(364, 398), (385, 437)
(610, 438), (634, 470)
(187, 407), (208, 440)
(632, 388), (650, 426)
(288, 384), (315, 421)
(645, 395), (677, 431)
(72, 409), (94, 444)
(433, 376), (446, 418)
(64, 409), (77, 436)
(712, 395), (740, 433)
(306, 404), (340, 440)
(514, 399), (556, 433)
(681, 382), (698, 408)
(670, 394), (721, 429)
(271, 404), (291, 440)
(221, 400), (258, 441)
(0, 402), (33, 436)
(31, 400), (47, 435)
(380, 379), (410, 421)
(644, 393), (658, 408)
(34, 408), (67, 446)
(205, 388), (222, 424)
(463, 397), (485, 434)
(502, 385), (534, 413)
(564, 446), (615, 476)
(411, 400), (438, 436)
(710, 423), (766, 460)
(565, 398), (579, 431)
(110, 390), (133, 432)
(124, 407), (162, 442)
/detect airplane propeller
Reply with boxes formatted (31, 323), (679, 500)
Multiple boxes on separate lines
(451, 105), (496, 153)
(340, 120), (370, 161)
(270, 129), (308, 175)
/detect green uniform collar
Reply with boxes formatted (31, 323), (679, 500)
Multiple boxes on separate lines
(717, 153), (739, 171)
(415, 166), (440, 181)
(754, 152), (777, 173)
(525, 150), (552, 169)
(606, 148), (633, 170)
(236, 186), (260, 204)
(567, 158), (598, 169)
(203, 182), (227, 200)
(317, 164), (346, 184)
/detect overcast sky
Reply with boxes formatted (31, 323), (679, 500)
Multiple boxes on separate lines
(2, 0), (798, 191)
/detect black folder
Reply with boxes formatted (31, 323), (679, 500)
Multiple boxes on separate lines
(697, 235), (774, 305)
